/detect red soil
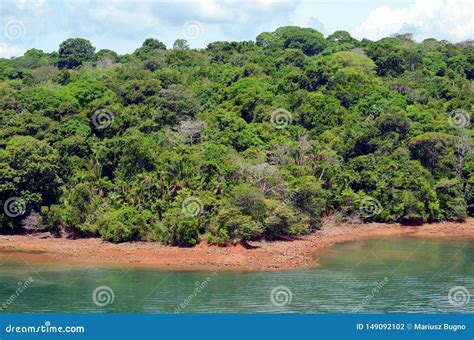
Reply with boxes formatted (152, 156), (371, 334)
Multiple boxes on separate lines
(0, 219), (472, 271)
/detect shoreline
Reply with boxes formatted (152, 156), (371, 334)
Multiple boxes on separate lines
(0, 219), (473, 272)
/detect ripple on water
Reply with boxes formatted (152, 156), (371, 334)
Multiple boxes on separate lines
(0, 237), (472, 313)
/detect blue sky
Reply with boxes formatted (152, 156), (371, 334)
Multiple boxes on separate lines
(0, 0), (472, 58)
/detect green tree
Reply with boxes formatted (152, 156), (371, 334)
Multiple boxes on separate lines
(208, 206), (264, 245)
(409, 132), (456, 176)
(0, 136), (61, 229)
(134, 38), (167, 59)
(173, 39), (190, 50)
(58, 38), (95, 69)
(257, 26), (327, 56)
(297, 92), (346, 134)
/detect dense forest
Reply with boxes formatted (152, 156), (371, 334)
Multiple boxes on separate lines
(0, 27), (473, 246)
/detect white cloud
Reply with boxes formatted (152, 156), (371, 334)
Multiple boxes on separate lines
(0, 42), (24, 58)
(354, 0), (474, 42)
(1, 0), (472, 58)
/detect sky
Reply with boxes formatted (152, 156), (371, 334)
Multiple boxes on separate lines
(0, 0), (473, 58)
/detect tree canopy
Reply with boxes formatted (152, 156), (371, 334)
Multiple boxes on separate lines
(0, 28), (472, 245)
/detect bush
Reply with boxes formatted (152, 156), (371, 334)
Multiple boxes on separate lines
(39, 204), (62, 232)
(290, 178), (327, 228)
(208, 207), (264, 245)
(263, 199), (310, 238)
(98, 206), (155, 242)
(160, 208), (200, 247)
(435, 178), (467, 221)
(176, 218), (200, 246)
(205, 228), (229, 246)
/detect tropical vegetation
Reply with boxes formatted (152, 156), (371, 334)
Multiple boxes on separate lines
(0, 28), (472, 246)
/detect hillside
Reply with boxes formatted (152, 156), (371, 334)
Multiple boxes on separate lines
(0, 28), (473, 246)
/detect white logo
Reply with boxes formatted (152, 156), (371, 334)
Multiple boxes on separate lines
(270, 109), (292, 129)
(359, 196), (382, 218)
(91, 109), (115, 130)
(448, 109), (470, 129)
(4, 20), (25, 40)
(182, 197), (203, 217)
(4, 197), (26, 217)
(182, 20), (203, 40)
(448, 286), (470, 307)
(92, 286), (115, 306)
(270, 286), (292, 306)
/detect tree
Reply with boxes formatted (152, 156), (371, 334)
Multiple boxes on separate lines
(297, 92), (346, 133)
(134, 38), (167, 58)
(263, 199), (310, 237)
(257, 26), (327, 56)
(226, 77), (274, 123)
(455, 129), (472, 178)
(1, 136), (61, 229)
(409, 132), (456, 176)
(1, 26), (473, 244)
(327, 30), (358, 46)
(142, 38), (166, 50)
(176, 120), (207, 144)
(62, 183), (95, 229)
(243, 163), (283, 197)
(230, 184), (266, 220)
(206, 111), (261, 151)
(328, 67), (380, 107)
(98, 206), (157, 242)
(58, 38), (95, 69)
(95, 49), (119, 67)
(160, 208), (200, 246)
(435, 178), (467, 221)
(207, 206), (264, 245)
(173, 39), (190, 50)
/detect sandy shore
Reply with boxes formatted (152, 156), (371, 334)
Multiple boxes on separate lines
(0, 218), (473, 271)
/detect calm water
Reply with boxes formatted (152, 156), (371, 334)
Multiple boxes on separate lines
(0, 237), (472, 313)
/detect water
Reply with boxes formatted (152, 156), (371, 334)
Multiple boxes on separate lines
(0, 236), (472, 313)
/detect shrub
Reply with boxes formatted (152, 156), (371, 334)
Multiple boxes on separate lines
(160, 208), (200, 247)
(98, 206), (155, 242)
(176, 218), (200, 247)
(208, 206), (264, 245)
(39, 204), (62, 232)
(435, 178), (467, 221)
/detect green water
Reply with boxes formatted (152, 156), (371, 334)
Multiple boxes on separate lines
(0, 236), (472, 313)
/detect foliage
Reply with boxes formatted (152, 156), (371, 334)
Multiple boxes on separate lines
(0, 29), (472, 245)
(58, 38), (96, 69)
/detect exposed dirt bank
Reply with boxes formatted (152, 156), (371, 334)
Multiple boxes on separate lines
(0, 219), (472, 271)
